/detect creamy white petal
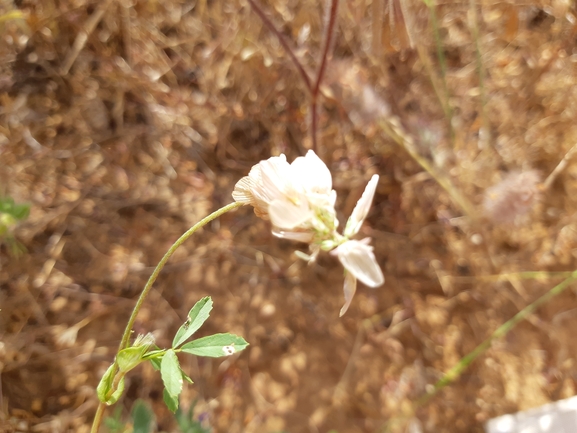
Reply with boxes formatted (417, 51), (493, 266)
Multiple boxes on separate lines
(269, 197), (313, 229)
(259, 155), (291, 201)
(344, 174), (379, 238)
(234, 152), (340, 237)
(232, 176), (255, 204)
(329, 189), (337, 207)
(232, 166), (270, 218)
(290, 150), (332, 195)
(271, 228), (314, 243)
(335, 239), (384, 287)
(339, 271), (357, 317)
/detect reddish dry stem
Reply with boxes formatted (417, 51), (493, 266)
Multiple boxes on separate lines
(313, 0), (339, 96)
(245, 0), (312, 91)
(246, 0), (339, 152)
(310, 0), (339, 151)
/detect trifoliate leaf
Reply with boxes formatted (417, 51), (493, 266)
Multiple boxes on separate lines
(172, 297), (213, 348)
(180, 333), (249, 358)
(163, 388), (179, 413)
(160, 350), (182, 400)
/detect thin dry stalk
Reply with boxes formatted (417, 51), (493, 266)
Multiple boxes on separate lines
(468, 0), (490, 147)
(247, 0), (339, 151)
(120, 0), (133, 67)
(245, 0), (312, 91)
(371, 0), (383, 57)
(543, 144), (577, 190)
(377, 117), (475, 217)
(60, 0), (115, 75)
(417, 0), (453, 145)
(310, 0), (339, 150)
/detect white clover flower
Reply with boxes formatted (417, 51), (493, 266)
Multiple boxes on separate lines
(232, 154), (291, 220)
(233, 150), (338, 242)
(233, 152), (384, 316)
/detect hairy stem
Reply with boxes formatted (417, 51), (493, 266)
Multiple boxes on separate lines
(118, 201), (243, 351)
(90, 201), (244, 433)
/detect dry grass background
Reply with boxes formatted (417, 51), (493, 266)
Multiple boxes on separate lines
(2, 0), (577, 432)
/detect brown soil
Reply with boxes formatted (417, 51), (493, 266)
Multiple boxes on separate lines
(2, 1), (577, 432)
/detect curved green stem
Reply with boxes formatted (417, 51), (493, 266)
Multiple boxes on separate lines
(90, 201), (244, 433)
(117, 201), (244, 352)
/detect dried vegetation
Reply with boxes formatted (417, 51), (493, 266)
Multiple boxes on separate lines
(2, 0), (577, 432)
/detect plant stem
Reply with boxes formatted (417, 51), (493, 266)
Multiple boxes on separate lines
(117, 201), (243, 351)
(310, 0), (339, 152)
(246, 0), (338, 152)
(90, 201), (244, 433)
(313, 0), (339, 97)
(423, 0), (454, 145)
(377, 118), (475, 217)
(246, 0), (312, 91)
(91, 403), (105, 433)
(380, 272), (577, 432)
(417, 271), (577, 406)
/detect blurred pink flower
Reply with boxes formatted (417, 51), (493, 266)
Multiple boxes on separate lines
(482, 170), (541, 225)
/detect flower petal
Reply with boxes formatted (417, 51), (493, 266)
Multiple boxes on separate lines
(259, 155), (291, 201)
(344, 174), (379, 238)
(335, 239), (384, 287)
(271, 228), (314, 243)
(340, 271), (357, 317)
(290, 150), (332, 195)
(269, 197), (313, 229)
(232, 176), (255, 204)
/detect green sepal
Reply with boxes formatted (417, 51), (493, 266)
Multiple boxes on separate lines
(320, 239), (338, 251)
(116, 333), (155, 373)
(96, 364), (125, 405)
(142, 349), (165, 360)
(116, 346), (145, 373)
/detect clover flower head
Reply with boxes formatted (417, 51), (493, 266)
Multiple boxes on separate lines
(233, 150), (337, 243)
(233, 151), (384, 316)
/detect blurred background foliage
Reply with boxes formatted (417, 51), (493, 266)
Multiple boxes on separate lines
(2, 0), (577, 432)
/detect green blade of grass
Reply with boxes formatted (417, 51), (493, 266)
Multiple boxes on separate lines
(421, 0), (454, 145)
(418, 271), (577, 406)
(381, 271), (577, 432)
